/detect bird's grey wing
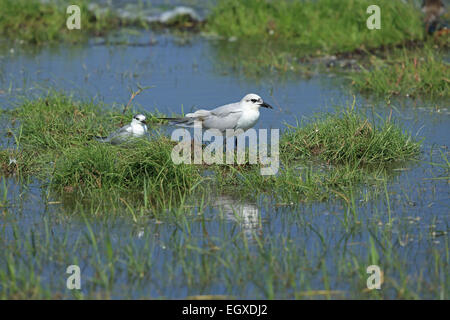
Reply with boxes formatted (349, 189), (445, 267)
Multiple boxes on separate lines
(202, 113), (242, 132)
(202, 103), (243, 132)
(108, 124), (132, 138)
(166, 102), (243, 131)
(96, 124), (132, 144)
(209, 102), (243, 117)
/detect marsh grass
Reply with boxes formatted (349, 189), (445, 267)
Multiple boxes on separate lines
(0, 0), (205, 45)
(53, 138), (202, 198)
(0, 92), (421, 208)
(280, 108), (421, 165)
(1, 193), (446, 299)
(207, 106), (421, 204)
(0, 149), (33, 177)
(206, 0), (424, 55)
(212, 153), (408, 205)
(0, 0), (148, 44)
(206, 0), (448, 97)
(0, 94), (440, 299)
(2, 0), (426, 48)
(0, 92), (202, 208)
(350, 46), (450, 98)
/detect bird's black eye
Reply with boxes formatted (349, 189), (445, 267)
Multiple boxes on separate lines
(251, 99), (258, 103)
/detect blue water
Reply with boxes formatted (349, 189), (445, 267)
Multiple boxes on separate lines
(0, 28), (448, 298)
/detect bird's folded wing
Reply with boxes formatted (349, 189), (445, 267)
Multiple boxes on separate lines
(203, 110), (243, 132)
(173, 102), (243, 131)
(109, 124), (132, 138)
(210, 102), (242, 117)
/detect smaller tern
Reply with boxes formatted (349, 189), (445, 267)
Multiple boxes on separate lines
(95, 114), (148, 145)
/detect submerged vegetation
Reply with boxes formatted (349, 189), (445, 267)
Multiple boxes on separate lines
(0, 92), (421, 208)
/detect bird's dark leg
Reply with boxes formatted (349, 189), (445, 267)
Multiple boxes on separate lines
(224, 135), (236, 163)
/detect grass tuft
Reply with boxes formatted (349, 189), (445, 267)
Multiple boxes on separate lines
(280, 108), (421, 166)
(53, 138), (201, 197)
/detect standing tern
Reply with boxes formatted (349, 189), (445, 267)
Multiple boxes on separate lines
(95, 114), (148, 145)
(161, 93), (273, 135)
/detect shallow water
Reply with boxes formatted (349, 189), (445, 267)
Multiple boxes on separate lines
(0, 27), (448, 298)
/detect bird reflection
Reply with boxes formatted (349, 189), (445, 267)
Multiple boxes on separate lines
(213, 195), (261, 238)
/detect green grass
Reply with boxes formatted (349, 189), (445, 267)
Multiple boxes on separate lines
(0, 93), (443, 300)
(212, 162), (387, 204)
(205, 0), (448, 98)
(0, 0), (148, 44)
(350, 46), (450, 98)
(204, 106), (421, 204)
(1, 0), (426, 48)
(53, 138), (201, 199)
(280, 108), (421, 165)
(0, 92), (421, 208)
(205, 0), (424, 55)
(2, 0), (445, 98)
(0, 92), (202, 208)
(0, 0), (205, 44)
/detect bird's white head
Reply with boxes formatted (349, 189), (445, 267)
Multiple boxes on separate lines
(241, 93), (273, 110)
(132, 114), (147, 125)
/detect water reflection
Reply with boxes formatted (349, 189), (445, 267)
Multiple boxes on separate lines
(213, 195), (261, 239)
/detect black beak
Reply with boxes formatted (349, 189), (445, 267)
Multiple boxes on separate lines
(260, 102), (273, 109)
(141, 120), (147, 124)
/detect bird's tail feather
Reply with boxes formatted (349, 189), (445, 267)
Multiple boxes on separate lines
(158, 117), (196, 128)
(94, 136), (110, 143)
